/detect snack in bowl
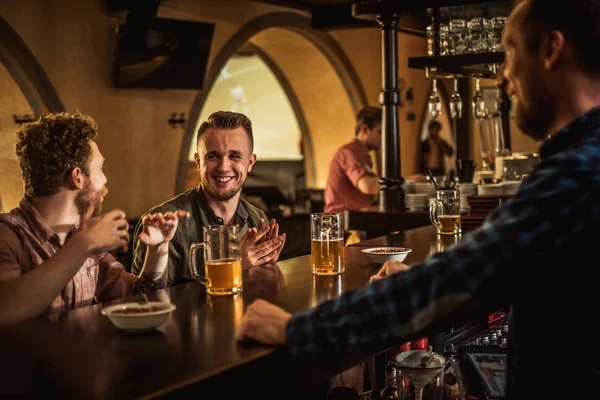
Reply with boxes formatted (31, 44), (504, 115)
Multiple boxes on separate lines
(361, 247), (412, 265)
(101, 301), (176, 333)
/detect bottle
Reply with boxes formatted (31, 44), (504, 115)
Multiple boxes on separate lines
(379, 365), (399, 399)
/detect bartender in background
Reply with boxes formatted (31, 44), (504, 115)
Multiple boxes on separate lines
(324, 106), (382, 216)
(420, 120), (454, 176)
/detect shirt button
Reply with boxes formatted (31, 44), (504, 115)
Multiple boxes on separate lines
(76, 283), (80, 288)
(217, 218), (223, 223)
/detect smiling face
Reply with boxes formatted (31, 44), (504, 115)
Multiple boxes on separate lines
(75, 140), (108, 217)
(501, 2), (554, 141)
(195, 127), (256, 202)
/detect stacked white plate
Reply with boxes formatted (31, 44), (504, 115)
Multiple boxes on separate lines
(477, 183), (504, 196)
(414, 182), (437, 200)
(405, 193), (429, 211)
(402, 179), (416, 195)
(502, 180), (521, 195)
(473, 170), (495, 184)
(458, 182), (477, 214)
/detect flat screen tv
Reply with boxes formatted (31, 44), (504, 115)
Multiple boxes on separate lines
(116, 17), (215, 89)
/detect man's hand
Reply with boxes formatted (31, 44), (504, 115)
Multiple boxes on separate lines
(257, 218), (287, 263)
(241, 219), (285, 268)
(369, 260), (410, 283)
(138, 210), (190, 247)
(236, 299), (291, 345)
(80, 209), (130, 253)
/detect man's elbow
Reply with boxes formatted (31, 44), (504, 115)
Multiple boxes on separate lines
(357, 177), (380, 195)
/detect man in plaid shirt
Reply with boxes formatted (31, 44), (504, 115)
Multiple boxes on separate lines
(237, 0), (600, 397)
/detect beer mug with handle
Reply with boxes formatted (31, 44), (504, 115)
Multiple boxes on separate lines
(310, 212), (345, 275)
(429, 189), (461, 236)
(189, 225), (243, 295)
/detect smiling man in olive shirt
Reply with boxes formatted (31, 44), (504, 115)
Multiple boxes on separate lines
(132, 111), (286, 286)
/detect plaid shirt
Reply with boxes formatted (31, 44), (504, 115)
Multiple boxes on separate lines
(287, 106), (600, 398)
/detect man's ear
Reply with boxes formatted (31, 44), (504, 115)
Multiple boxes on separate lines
(356, 124), (368, 139)
(544, 30), (565, 70)
(194, 153), (201, 170)
(68, 167), (85, 189)
(247, 153), (257, 173)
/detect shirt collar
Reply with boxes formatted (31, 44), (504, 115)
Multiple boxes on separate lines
(196, 185), (249, 223)
(540, 105), (600, 159)
(352, 138), (368, 151)
(18, 196), (57, 243)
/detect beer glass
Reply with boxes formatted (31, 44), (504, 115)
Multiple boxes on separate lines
(189, 225), (243, 295)
(429, 189), (461, 235)
(310, 212), (345, 276)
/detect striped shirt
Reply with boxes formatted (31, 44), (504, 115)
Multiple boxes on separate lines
(287, 106), (600, 398)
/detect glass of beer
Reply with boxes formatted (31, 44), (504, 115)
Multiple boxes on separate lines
(189, 225), (243, 296)
(310, 212), (345, 276)
(429, 189), (461, 235)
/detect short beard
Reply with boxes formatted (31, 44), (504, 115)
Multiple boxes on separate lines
(75, 180), (104, 218)
(202, 177), (245, 202)
(514, 87), (554, 141)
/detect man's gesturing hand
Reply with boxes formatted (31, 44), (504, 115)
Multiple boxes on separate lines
(138, 210), (190, 247)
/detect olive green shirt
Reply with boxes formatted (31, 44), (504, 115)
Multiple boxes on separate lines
(131, 186), (268, 286)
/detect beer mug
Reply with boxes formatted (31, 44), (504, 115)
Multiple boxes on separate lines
(310, 212), (345, 276)
(189, 225), (243, 296)
(429, 189), (461, 235)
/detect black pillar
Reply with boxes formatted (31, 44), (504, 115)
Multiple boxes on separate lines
(498, 85), (512, 151)
(354, 2), (405, 211)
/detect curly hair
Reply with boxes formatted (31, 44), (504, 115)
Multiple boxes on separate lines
(15, 112), (98, 197)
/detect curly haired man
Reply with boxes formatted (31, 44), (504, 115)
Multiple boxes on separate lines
(0, 112), (188, 325)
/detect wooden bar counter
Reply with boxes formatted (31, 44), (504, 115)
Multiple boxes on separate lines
(0, 226), (449, 399)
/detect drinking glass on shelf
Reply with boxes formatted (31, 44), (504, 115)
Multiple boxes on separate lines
(449, 78), (463, 119)
(449, 19), (467, 55)
(426, 23), (450, 56)
(467, 17), (488, 53)
(426, 23), (434, 56)
(488, 16), (507, 52)
(428, 78), (442, 119)
(439, 23), (449, 55)
(472, 78), (487, 119)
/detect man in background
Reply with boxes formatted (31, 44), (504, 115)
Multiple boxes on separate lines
(324, 106), (382, 215)
(132, 111), (286, 286)
(420, 120), (454, 176)
(0, 112), (187, 325)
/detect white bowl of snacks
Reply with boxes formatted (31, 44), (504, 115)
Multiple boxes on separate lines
(361, 247), (412, 265)
(101, 301), (176, 333)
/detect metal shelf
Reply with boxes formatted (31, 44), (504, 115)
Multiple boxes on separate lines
(408, 52), (505, 78)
